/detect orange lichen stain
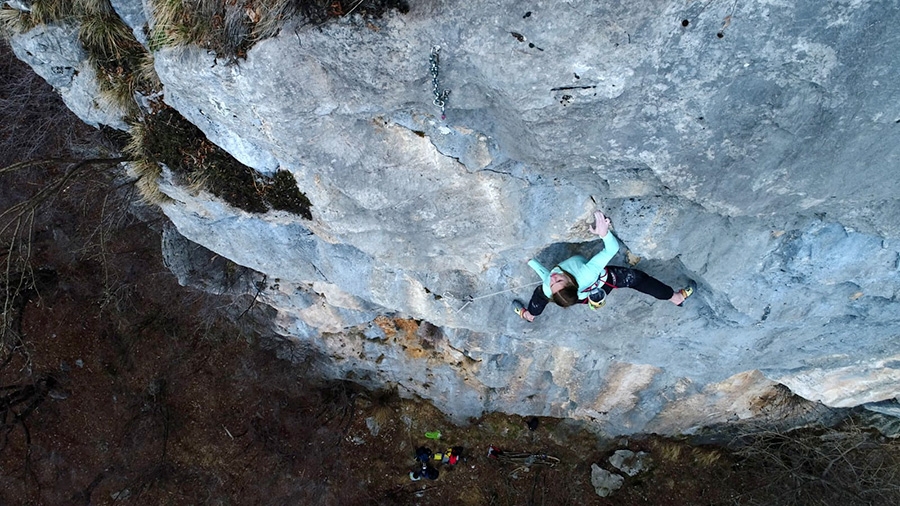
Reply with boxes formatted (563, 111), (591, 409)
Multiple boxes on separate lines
(392, 319), (430, 359)
(394, 318), (419, 335)
(372, 317), (431, 359)
(374, 316), (397, 339)
(403, 346), (430, 360)
(373, 316), (443, 359)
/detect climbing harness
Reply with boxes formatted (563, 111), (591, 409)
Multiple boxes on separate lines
(429, 46), (451, 120)
(581, 270), (617, 310)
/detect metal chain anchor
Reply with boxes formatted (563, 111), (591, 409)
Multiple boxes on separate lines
(429, 46), (450, 120)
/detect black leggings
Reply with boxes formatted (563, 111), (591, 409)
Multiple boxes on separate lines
(603, 266), (674, 301)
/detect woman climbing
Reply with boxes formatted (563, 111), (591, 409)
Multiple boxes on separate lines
(513, 211), (693, 322)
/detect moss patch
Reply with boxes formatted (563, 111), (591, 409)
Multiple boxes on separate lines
(132, 107), (312, 218)
(265, 170), (312, 219)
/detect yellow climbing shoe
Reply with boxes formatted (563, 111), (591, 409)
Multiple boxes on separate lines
(677, 286), (694, 306)
(512, 300), (528, 320)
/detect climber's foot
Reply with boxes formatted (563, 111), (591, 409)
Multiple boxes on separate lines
(676, 284), (694, 307)
(512, 300), (529, 320)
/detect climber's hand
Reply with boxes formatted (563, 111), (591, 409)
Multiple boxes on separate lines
(590, 211), (611, 237)
(521, 309), (535, 322)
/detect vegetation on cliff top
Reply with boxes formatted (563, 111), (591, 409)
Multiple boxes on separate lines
(1, 0), (320, 218)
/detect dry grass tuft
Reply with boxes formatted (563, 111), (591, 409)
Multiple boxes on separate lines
(0, 6), (32, 36)
(5, 0), (314, 215)
(148, 0), (208, 50)
(77, 10), (148, 116)
(691, 447), (723, 467)
(147, 0), (410, 59)
(1, 0), (116, 36)
(77, 14), (134, 61)
(125, 106), (311, 217)
(130, 158), (169, 204)
(77, 0), (116, 16)
(29, 0), (78, 26)
(251, 0), (300, 41)
(135, 52), (162, 92)
(124, 120), (168, 204)
(649, 439), (683, 462)
(368, 387), (400, 427)
(5, 0), (154, 116)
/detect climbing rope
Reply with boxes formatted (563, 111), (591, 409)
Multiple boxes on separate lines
(429, 46), (451, 120)
(448, 281), (541, 313)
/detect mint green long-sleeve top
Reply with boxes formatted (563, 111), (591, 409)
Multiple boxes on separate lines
(527, 233), (620, 300)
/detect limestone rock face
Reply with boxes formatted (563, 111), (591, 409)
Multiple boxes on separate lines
(9, 24), (129, 130)
(11, 0), (900, 434)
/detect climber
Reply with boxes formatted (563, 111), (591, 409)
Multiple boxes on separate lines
(512, 211), (693, 322)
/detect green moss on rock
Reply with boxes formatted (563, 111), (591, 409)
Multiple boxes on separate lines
(136, 107), (311, 218)
(265, 170), (313, 219)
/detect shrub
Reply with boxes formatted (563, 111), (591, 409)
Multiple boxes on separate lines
(730, 420), (900, 505)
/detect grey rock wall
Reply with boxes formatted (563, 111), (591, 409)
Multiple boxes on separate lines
(10, 0), (900, 434)
(9, 23), (129, 130)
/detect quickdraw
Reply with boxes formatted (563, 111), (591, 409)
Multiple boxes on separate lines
(429, 46), (451, 119)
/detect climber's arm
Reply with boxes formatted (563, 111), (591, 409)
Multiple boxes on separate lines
(585, 232), (619, 274)
(585, 211), (619, 275)
(526, 286), (550, 317)
(519, 259), (553, 321)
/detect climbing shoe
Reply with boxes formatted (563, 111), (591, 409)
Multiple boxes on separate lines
(512, 300), (528, 320)
(676, 285), (694, 307)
